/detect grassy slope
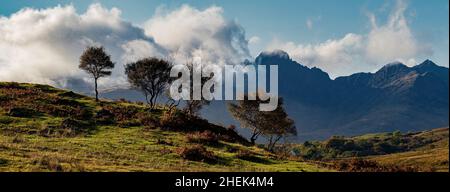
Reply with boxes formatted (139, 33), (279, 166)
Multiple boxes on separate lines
(0, 82), (329, 172)
(293, 127), (449, 171)
(368, 128), (449, 172)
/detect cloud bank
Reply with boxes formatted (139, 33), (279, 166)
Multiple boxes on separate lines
(144, 5), (250, 66)
(0, 4), (250, 91)
(267, 0), (432, 77)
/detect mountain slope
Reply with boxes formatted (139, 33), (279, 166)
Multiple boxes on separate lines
(253, 51), (449, 140)
(0, 82), (329, 172)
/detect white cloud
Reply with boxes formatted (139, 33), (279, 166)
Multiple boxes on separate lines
(268, 33), (364, 76)
(365, 0), (428, 65)
(249, 36), (261, 45)
(0, 4), (251, 91)
(0, 4), (164, 90)
(144, 5), (251, 66)
(267, 0), (433, 78)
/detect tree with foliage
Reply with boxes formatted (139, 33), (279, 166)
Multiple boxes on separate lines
(182, 62), (211, 116)
(79, 46), (115, 102)
(125, 57), (172, 110)
(262, 101), (297, 151)
(228, 95), (297, 149)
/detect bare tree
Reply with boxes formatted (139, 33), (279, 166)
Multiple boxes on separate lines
(125, 57), (172, 110)
(79, 46), (115, 102)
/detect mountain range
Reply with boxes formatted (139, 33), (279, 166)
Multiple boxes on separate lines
(101, 50), (449, 141)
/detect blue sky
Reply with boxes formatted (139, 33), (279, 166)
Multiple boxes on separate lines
(0, 0), (449, 80)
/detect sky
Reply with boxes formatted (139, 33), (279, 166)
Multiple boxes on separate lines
(0, 0), (449, 88)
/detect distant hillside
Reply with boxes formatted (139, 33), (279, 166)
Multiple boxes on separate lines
(0, 82), (329, 172)
(368, 128), (449, 172)
(292, 127), (449, 172)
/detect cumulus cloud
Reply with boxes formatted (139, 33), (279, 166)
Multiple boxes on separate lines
(268, 33), (364, 76)
(0, 4), (251, 92)
(144, 5), (251, 66)
(0, 4), (164, 90)
(267, 0), (432, 77)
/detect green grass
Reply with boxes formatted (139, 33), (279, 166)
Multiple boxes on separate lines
(0, 126), (331, 172)
(368, 128), (449, 172)
(0, 82), (330, 172)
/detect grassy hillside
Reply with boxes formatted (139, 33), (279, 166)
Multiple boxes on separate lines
(0, 82), (329, 172)
(368, 128), (449, 172)
(293, 127), (449, 172)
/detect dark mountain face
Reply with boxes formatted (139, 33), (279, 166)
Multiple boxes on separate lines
(254, 53), (449, 140)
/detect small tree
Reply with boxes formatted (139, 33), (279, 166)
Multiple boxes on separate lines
(262, 100), (297, 151)
(228, 96), (297, 150)
(183, 62), (211, 116)
(227, 95), (264, 144)
(79, 46), (115, 102)
(125, 57), (172, 110)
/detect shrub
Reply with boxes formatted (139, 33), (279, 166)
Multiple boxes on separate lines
(159, 112), (186, 130)
(73, 107), (93, 120)
(101, 105), (141, 122)
(136, 113), (160, 128)
(32, 156), (63, 172)
(33, 84), (57, 93)
(60, 118), (84, 131)
(0, 94), (11, 102)
(235, 149), (269, 163)
(12, 135), (25, 143)
(0, 158), (8, 166)
(177, 145), (217, 163)
(58, 91), (84, 99)
(235, 149), (256, 160)
(186, 131), (219, 145)
(7, 107), (38, 117)
(95, 108), (115, 125)
(332, 158), (418, 172)
(0, 116), (14, 124)
(52, 98), (80, 106)
(227, 125), (237, 131)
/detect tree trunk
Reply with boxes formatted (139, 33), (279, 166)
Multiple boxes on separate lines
(250, 131), (259, 145)
(94, 78), (99, 102)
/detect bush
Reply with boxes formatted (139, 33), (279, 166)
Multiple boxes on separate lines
(177, 145), (217, 163)
(7, 107), (38, 117)
(101, 105), (141, 122)
(186, 131), (219, 145)
(0, 158), (8, 166)
(0, 94), (11, 102)
(32, 156), (63, 172)
(95, 108), (116, 125)
(159, 112), (187, 130)
(235, 149), (256, 160)
(332, 158), (418, 172)
(137, 113), (160, 128)
(0, 116), (14, 124)
(58, 91), (84, 99)
(39, 118), (91, 137)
